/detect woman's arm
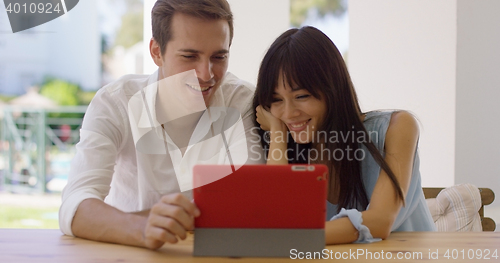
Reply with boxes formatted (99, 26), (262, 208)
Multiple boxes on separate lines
(325, 111), (419, 244)
(255, 105), (289, 165)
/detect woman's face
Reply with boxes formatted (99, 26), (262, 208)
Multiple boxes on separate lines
(270, 74), (327, 144)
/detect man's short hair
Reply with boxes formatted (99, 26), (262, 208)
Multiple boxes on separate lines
(152, 0), (234, 55)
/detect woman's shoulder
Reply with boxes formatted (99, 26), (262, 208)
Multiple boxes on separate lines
(365, 110), (418, 127)
(363, 110), (419, 145)
(388, 110), (418, 126)
(385, 110), (420, 149)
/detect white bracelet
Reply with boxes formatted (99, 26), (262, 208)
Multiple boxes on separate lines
(330, 208), (382, 244)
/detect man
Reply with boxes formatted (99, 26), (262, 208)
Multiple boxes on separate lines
(59, 0), (263, 250)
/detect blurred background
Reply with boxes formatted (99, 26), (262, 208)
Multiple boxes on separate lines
(0, 0), (349, 229)
(1, 0), (499, 232)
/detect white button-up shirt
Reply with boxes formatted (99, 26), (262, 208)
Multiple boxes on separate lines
(59, 70), (265, 236)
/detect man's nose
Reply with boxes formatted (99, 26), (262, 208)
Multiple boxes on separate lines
(196, 60), (214, 82)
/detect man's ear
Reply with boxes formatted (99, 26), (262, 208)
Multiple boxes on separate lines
(150, 38), (163, 67)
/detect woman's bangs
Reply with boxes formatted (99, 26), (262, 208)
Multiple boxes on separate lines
(284, 51), (322, 100)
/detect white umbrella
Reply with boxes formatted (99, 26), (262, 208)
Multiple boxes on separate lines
(9, 86), (57, 108)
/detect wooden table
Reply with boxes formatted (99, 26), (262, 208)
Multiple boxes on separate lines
(0, 229), (499, 262)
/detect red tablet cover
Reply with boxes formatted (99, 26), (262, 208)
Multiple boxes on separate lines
(193, 164), (327, 229)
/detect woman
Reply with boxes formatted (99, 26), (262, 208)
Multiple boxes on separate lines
(253, 26), (435, 245)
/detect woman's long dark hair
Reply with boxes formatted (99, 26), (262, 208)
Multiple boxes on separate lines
(252, 26), (404, 211)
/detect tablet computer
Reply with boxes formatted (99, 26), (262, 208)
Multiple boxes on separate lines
(193, 164), (328, 257)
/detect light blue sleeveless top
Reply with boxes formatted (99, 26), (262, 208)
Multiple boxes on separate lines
(326, 111), (436, 231)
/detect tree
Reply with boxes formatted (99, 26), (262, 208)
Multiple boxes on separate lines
(40, 79), (80, 106)
(290, 0), (347, 27)
(114, 11), (144, 49)
(39, 78), (85, 121)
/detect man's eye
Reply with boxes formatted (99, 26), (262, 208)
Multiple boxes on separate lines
(182, 55), (195, 59)
(213, 56), (227, 60)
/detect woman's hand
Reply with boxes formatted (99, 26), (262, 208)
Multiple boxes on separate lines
(256, 105), (289, 165)
(256, 105), (286, 132)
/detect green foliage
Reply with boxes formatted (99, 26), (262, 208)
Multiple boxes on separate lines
(39, 78), (87, 119)
(290, 0), (347, 27)
(0, 94), (16, 102)
(79, 91), (97, 105)
(40, 79), (80, 106)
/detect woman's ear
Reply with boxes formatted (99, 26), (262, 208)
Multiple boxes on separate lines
(149, 38), (163, 67)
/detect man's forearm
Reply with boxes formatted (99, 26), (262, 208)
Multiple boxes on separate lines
(131, 209), (151, 217)
(71, 198), (147, 247)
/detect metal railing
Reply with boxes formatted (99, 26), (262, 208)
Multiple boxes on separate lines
(1, 106), (87, 193)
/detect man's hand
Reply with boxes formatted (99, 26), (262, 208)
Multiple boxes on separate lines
(143, 193), (200, 250)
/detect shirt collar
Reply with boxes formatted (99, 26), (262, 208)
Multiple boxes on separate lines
(136, 70), (231, 129)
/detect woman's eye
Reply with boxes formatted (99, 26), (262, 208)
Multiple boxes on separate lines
(297, 94), (310, 99)
(271, 98), (282, 103)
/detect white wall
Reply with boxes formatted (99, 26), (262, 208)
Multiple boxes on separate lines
(47, 0), (100, 90)
(349, 0), (457, 187)
(350, 0), (500, 207)
(226, 0), (289, 85)
(0, 0), (100, 94)
(143, 0), (290, 86)
(455, 0), (500, 201)
(0, 4), (50, 94)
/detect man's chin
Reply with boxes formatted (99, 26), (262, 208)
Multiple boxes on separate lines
(203, 85), (220, 107)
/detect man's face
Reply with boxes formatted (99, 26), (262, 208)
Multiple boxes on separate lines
(151, 13), (230, 107)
